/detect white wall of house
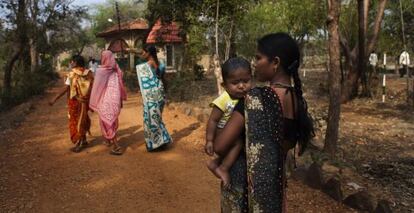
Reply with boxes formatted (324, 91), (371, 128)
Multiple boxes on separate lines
(156, 44), (183, 73)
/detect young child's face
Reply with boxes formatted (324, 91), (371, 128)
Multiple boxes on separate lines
(223, 68), (252, 99)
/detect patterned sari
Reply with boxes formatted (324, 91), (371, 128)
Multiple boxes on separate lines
(89, 50), (127, 140)
(221, 87), (285, 213)
(67, 67), (93, 144)
(136, 63), (172, 151)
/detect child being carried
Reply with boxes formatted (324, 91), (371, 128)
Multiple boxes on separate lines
(205, 57), (252, 187)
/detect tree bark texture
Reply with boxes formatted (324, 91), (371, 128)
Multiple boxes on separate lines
(29, 0), (39, 73)
(340, 0), (388, 102)
(367, 0), (387, 54)
(213, 55), (224, 95)
(3, 50), (20, 98)
(224, 17), (234, 61)
(408, 78), (414, 107)
(30, 38), (39, 73)
(215, 0), (220, 59)
(358, 0), (369, 96)
(2, 0), (27, 104)
(324, 0), (342, 157)
(214, 0), (223, 95)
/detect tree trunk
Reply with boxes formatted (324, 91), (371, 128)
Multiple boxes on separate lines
(213, 0), (223, 95)
(2, 0), (27, 105)
(367, 0), (387, 54)
(30, 38), (39, 72)
(340, 38), (359, 102)
(213, 55), (224, 95)
(28, 0), (40, 73)
(224, 18), (234, 61)
(2, 50), (21, 105)
(215, 0), (220, 59)
(324, 0), (342, 157)
(53, 55), (59, 71)
(77, 42), (86, 55)
(408, 78), (414, 107)
(341, 64), (360, 102)
(340, 0), (387, 102)
(358, 0), (369, 96)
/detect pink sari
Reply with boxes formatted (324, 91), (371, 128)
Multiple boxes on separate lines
(89, 51), (127, 140)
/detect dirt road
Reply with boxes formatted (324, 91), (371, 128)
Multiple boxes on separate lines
(0, 82), (352, 212)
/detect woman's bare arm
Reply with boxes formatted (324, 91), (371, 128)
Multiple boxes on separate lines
(213, 111), (245, 156)
(49, 86), (69, 106)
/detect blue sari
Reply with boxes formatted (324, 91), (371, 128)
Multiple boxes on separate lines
(136, 63), (172, 151)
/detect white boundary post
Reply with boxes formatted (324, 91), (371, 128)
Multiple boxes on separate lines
(382, 74), (386, 103)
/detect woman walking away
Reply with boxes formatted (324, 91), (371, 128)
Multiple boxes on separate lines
(89, 50), (127, 155)
(49, 55), (94, 153)
(136, 45), (172, 151)
(214, 32), (314, 212)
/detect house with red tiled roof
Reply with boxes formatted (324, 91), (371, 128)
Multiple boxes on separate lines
(146, 20), (184, 72)
(97, 18), (184, 72)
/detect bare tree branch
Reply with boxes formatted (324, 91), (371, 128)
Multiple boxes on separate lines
(367, 0), (387, 54)
(339, 33), (352, 61)
(42, 0), (59, 28)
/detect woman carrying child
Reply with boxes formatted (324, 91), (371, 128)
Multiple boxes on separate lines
(214, 33), (315, 212)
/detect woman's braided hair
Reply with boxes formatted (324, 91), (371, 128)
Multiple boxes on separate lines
(143, 44), (161, 79)
(258, 32), (315, 155)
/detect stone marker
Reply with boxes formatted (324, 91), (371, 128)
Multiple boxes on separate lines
(343, 190), (375, 212)
(322, 177), (343, 202)
(305, 162), (324, 189)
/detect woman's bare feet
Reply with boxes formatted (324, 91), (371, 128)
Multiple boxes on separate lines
(206, 158), (221, 178)
(215, 165), (231, 188)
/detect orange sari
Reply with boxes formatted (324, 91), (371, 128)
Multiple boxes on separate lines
(67, 67), (93, 144)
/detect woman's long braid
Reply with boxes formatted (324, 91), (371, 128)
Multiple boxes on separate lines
(258, 32), (315, 156)
(292, 67), (303, 105)
(288, 60), (304, 112)
(291, 66), (313, 155)
(145, 45), (161, 79)
(152, 52), (160, 69)
(151, 50), (161, 79)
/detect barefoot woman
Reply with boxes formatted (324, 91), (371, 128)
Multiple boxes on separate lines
(215, 33), (314, 212)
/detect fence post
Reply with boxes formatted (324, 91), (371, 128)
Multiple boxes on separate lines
(408, 77), (414, 107)
(382, 74), (386, 103)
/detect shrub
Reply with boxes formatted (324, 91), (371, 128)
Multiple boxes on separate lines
(60, 57), (71, 68)
(0, 58), (58, 111)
